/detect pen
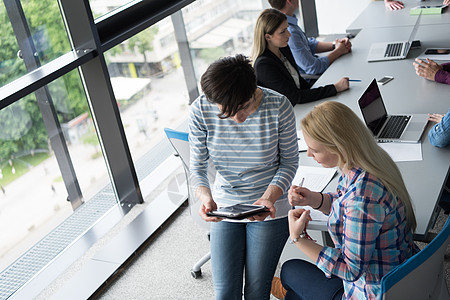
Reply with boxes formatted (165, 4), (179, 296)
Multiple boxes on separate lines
(299, 177), (305, 188)
(292, 177), (305, 209)
(348, 79), (362, 82)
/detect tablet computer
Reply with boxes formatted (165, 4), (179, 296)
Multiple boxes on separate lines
(206, 204), (269, 220)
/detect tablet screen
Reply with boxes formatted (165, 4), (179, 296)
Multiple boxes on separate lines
(206, 204), (269, 219)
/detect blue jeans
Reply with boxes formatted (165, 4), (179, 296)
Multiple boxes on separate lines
(281, 259), (344, 300)
(210, 217), (289, 300)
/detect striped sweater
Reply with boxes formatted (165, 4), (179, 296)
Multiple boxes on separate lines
(189, 87), (299, 218)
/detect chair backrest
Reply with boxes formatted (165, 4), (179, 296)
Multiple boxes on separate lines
(381, 215), (450, 300)
(164, 128), (214, 231)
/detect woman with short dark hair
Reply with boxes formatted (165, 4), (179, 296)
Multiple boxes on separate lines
(189, 54), (299, 299)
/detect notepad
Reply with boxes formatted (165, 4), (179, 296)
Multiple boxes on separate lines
(292, 166), (336, 192)
(292, 166), (336, 222)
(410, 5), (446, 15)
(378, 142), (422, 162)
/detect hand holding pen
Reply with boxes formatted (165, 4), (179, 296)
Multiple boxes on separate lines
(288, 178), (314, 207)
(292, 177), (304, 209)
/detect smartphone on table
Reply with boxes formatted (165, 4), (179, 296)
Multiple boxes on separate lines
(377, 76), (394, 85)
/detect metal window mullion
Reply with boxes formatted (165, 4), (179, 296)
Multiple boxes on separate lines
(171, 11), (199, 104)
(58, 0), (143, 208)
(4, 0), (83, 209)
(300, 0), (319, 37)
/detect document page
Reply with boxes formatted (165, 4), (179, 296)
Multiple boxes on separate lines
(292, 166), (336, 192)
(378, 143), (422, 162)
(292, 166), (336, 222)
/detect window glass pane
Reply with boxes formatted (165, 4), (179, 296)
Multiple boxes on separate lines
(182, 0), (262, 79)
(106, 17), (190, 179)
(89, 0), (135, 19)
(0, 0), (71, 88)
(0, 70), (113, 271)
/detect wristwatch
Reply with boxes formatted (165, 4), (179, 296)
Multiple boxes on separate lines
(332, 41), (336, 50)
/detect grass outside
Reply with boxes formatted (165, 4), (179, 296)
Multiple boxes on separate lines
(0, 152), (50, 187)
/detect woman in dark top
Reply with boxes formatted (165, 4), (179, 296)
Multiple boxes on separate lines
(251, 8), (349, 106)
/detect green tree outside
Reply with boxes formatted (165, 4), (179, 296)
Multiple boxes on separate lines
(0, 0), (86, 168)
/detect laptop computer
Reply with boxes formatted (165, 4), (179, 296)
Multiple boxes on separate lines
(367, 14), (421, 62)
(358, 79), (428, 143)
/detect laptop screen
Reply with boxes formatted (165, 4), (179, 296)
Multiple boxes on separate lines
(358, 79), (388, 135)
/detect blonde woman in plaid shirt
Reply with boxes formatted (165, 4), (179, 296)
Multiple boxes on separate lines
(281, 101), (418, 300)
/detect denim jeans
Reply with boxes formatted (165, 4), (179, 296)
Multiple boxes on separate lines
(281, 259), (344, 300)
(210, 217), (289, 300)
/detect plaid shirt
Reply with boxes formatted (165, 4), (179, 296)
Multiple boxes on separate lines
(317, 167), (417, 299)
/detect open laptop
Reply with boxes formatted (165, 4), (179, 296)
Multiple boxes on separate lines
(367, 14), (421, 62)
(358, 79), (428, 143)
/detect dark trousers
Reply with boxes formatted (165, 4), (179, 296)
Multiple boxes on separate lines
(281, 259), (344, 300)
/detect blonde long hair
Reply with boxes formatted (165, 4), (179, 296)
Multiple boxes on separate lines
(301, 101), (417, 232)
(251, 8), (286, 65)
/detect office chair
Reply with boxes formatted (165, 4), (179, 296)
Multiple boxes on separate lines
(164, 128), (215, 279)
(381, 215), (450, 300)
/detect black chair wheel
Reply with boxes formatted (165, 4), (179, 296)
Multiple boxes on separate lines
(191, 269), (202, 279)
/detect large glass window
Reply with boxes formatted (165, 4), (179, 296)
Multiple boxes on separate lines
(0, 0), (71, 89)
(0, 69), (112, 270)
(182, 0), (262, 79)
(0, 0), (266, 295)
(89, 0), (138, 19)
(106, 18), (189, 171)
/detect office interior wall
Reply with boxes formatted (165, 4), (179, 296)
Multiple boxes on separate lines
(315, 0), (372, 34)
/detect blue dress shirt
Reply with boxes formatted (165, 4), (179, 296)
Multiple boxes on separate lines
(429, 108), (450, 148)
(286, 14), (330, 75)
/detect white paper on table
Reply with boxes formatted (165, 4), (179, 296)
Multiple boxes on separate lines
(378, 142), (422, 162)
(297, 130), (307, 152)
(295, 205), (329, 222)
(292, 165), (336, 222)
(292, 165), (337, 192)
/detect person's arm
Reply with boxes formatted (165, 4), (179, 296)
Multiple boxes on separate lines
(441, 62), (450, 72)
(428, 109), (450, 148)
(269, 98), (299, 189)
(384, 0), (404, 10)
(288, 29), (330, 75)
(316, 191), (385, 282)
(413, 58), (443, 81)
(288, 209), (324, 261)
(254, 55), (338, 105)
(315, 41), (334, 53)
(315, 39), (352, 65)
(189, 99), (221, 222)
(435, 62), (450, 85)
(288, 186), (332, 215)
(189, 99), (210, 190)
(250, 97), (299, 220)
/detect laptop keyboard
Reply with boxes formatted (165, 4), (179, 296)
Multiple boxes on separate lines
(385, 43), (403, 57)
(379, 115), (410, 139)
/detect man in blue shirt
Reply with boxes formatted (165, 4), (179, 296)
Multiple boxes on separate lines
(428, 109), (450, 214)
(428, 110), (450, 148)
(269, 0), (352, 76)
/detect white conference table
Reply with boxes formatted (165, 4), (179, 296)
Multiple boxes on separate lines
(296, 22), (450, 241)
(347, 0), (450, 34)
